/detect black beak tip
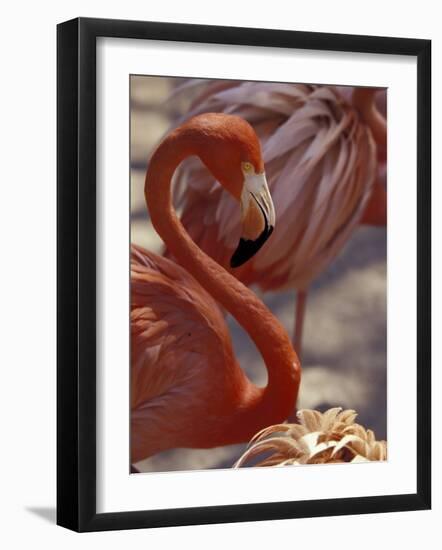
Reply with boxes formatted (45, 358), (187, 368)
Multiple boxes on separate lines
(230, 226), (274, 268)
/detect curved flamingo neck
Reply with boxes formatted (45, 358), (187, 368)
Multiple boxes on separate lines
(145, 128), (300, 437)
(352, 88), (387, 227)
(352, 88), (386, 162)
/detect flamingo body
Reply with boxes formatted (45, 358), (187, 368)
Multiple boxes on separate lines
(171, 83), (379, 291)
(131, 244), (255, 462)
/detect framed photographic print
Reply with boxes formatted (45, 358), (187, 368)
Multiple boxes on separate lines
(57, 17), (431, 532)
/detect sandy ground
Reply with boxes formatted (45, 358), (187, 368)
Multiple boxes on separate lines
(130, 76), (387, 473)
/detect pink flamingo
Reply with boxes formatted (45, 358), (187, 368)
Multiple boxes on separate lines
(168, 83), (387, 355)
(131, 113), (301, 464)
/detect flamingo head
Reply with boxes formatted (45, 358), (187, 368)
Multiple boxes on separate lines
(187, 113), (275, 268)
(230, 160), (275, 268)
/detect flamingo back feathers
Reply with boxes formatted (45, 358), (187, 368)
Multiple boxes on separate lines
(170, 83), (377, 291)
(130, 245), (252, 461)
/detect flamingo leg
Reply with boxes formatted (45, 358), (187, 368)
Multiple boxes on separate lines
(294, 289), (308, 359)
(285, 290), (307, 423)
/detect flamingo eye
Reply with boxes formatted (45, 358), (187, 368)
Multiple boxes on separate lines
(242, 162), (254, 174)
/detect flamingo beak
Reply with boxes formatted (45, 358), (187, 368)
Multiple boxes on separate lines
(230, 172), (275, 268)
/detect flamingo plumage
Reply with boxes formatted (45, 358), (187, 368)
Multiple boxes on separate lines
(167, 83), (386, 355)
(131, 113), (301, 464)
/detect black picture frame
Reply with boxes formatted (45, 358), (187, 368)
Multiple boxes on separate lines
(57, 17), (431, 532)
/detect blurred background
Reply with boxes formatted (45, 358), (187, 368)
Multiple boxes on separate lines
(130, 76), (386, 473)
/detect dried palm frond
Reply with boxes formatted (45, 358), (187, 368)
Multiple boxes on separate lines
(234, 408), (387, 467)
